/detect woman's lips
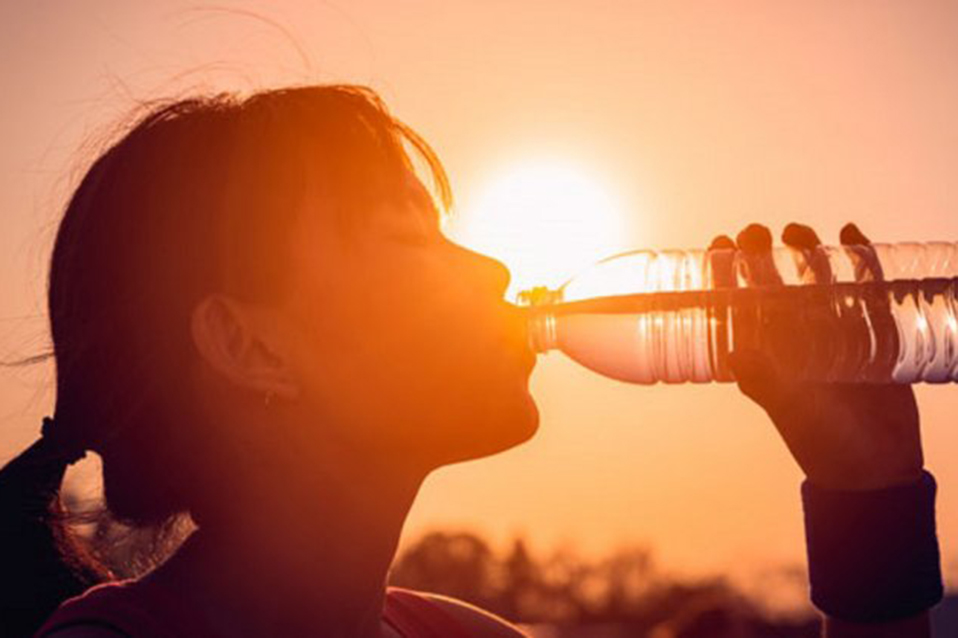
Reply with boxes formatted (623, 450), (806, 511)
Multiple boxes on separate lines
(506, 340), (537, 375)
(493, 302), (537, 374)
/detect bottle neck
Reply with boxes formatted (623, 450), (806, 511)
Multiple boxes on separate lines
(518, 286), (564, 354)
(527, 311), (557, 354)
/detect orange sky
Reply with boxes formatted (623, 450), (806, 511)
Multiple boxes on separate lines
(2, 0), (957, 593)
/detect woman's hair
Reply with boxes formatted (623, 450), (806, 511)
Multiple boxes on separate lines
(0, 84), (451, 633)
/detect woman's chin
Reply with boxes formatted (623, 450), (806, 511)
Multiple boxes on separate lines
(444, 393), (540, 464)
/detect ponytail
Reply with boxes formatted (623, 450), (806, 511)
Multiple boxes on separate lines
(0, 417), (109, 636)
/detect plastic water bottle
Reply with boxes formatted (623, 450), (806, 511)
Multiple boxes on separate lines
(518, 242), (958, 384)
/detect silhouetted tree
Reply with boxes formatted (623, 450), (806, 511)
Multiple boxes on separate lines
(389, 530), (501, 612)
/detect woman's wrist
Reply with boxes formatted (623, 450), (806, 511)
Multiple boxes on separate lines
(804, 460), (925, 492)
(802, 470), (942, 623)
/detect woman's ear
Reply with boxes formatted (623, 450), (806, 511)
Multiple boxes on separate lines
(190, 293), (300, 401)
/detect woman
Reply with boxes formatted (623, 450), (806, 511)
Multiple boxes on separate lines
(0, 85), (942, 637)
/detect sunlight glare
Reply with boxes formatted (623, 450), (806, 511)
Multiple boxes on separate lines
(448, 159), (630, 299)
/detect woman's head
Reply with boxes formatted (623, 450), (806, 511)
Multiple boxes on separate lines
(46, 85), (538, 530)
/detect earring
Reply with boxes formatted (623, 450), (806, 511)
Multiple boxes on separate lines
(264, 390), (275, 408)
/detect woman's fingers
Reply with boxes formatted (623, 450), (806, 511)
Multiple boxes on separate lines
(735, 223), (782, 286)
(839, 222), (884, 282)
(709, 235), (736, 250)
(782, 222), (822, 250)
(708, 235), (738, 288)
(735, 223), (774, 254)
(708, 222), (876, 286)
(782, 222), (831, 283)
(839, 222), (871, 246)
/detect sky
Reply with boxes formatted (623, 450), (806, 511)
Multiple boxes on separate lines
(2, 0), (958, 594)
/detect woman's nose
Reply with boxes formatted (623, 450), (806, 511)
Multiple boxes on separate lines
(463, 247), (511, 297)
(486, 255), (511, 297)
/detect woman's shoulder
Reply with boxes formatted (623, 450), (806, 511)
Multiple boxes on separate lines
(39, 583), (528, 638)
(42, 626), (128, 638)
(420, 594), (530, 638)
(35, 581), (136, 638)
(387, 587), (529, 638)
(34, 579), (193, 638)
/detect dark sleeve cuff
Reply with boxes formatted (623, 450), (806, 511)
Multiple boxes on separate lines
(802, 470), (943, 623)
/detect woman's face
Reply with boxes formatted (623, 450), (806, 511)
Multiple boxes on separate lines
(276, 182), (539, 472)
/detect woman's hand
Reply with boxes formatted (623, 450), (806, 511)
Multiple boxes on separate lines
(715, 222), (924, 491)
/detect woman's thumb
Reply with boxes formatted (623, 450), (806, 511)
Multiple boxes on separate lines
(728, 348), (786, 410)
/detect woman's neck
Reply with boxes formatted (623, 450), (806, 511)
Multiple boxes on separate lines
(151, 463), (425, 638)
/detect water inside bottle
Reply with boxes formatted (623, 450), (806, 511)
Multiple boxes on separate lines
(526, 279), (958, 384)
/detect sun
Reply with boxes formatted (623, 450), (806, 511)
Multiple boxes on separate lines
(447, 159), (630, 300)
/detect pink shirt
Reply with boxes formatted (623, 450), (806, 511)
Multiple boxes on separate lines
(35, 580), (474, 638)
